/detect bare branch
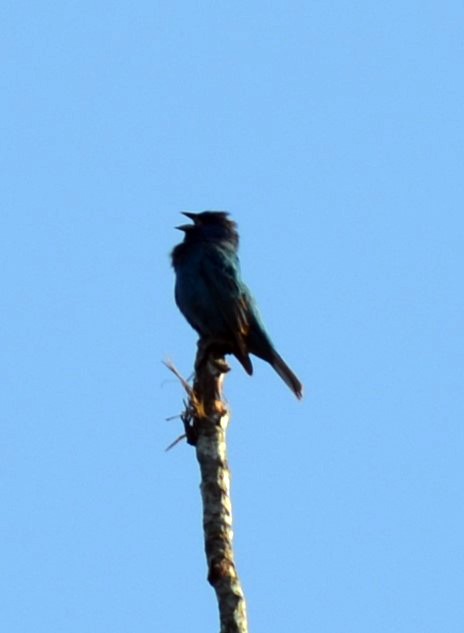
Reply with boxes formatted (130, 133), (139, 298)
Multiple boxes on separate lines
(171, 351), (248, 633)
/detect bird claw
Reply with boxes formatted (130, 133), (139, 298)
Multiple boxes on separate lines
(209, 357), (230, 375)
(195, 338), (230, 376)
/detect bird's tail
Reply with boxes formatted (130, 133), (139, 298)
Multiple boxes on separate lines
(270, 351), (303, 400)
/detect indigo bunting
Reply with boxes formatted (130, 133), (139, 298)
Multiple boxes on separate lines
(171, 211), (303, 399)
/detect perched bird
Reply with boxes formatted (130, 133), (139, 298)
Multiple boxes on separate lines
(171, 211), (303, 399)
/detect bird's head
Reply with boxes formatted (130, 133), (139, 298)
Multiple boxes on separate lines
(175, 211), (239, 249)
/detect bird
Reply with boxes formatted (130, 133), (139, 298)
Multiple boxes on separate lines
(171, 211), (303, 399)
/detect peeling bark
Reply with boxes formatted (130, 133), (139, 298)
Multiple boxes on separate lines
(180, 352), (248, 633)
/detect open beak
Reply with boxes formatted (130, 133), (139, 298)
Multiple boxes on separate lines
(175, 224), (193, 232)
(181, 211), (198, 222)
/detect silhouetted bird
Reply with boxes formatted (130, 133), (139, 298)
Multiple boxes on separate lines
(171, 211), (303, 399)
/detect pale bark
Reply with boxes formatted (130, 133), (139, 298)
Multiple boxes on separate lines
(180, 352), (248, 633)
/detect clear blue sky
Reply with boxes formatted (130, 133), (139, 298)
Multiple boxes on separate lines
(2, 2), (463, 632)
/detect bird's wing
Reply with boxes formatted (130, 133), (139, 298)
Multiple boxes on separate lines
(199, 248), (253, 373)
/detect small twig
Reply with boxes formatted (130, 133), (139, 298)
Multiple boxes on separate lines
(164, 433), (187, 452)
(163, 359), (193, 395)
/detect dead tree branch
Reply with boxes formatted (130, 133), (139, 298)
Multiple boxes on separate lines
(170, 349), (248, 633)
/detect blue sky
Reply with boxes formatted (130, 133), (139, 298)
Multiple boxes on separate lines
(2, 2), (463, 631)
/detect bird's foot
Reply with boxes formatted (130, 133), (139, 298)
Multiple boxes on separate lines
(195, 338), (230, 376)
